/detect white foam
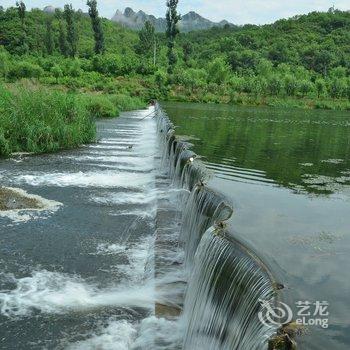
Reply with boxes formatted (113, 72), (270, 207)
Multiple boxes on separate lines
(95, 243), (126, 255)
(66, 319), (137, 350)
(92, 188), (179, 206)
(0, 271), (155, 318)
(69, 155), (154, 168)
(13, 172), (152, 189)
(95, 236), (154, 283)
(66, 316), (182, 350)
(117, 236), (154, 282)
(133, 316), (183, 350)
(93, 191), (158, 205)
(85, 145), (133, 150)
(99, 139), (137, 145)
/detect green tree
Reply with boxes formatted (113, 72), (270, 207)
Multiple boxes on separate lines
(315, 78), (326, 98)
(45, 19), (55, 55)
(299, 80), (314, 97)
(166, 0), (181, 74)
(182, 41), (192, 67)
(51, 65), (63, 82)
(63, 4), (78, 57)
(0, 47), (9, 78)
(284, 75), (298, 96)
(207, 57), (230, 84)
(267, 75), (283, 96)
(135, 21), (155, 59)
(16, 1), (26, 26)
(15, 1), (28, 54)
(87, 0), (105, 54)
(315, 50), (334, 76)
(58, 21), (68, 57)
(328, 78), (347, 99)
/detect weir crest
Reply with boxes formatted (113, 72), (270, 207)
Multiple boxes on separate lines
(155, 103), (286, 350)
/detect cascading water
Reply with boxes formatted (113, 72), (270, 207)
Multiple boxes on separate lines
(180, 185), (233, 267)
(182, 226), (277, 350)
(156, 103), (282, 350)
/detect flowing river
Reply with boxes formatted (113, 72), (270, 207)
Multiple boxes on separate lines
(1, 103), (349, 350)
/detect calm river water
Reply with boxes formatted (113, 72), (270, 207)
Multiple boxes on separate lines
(163, 101), (350, 350)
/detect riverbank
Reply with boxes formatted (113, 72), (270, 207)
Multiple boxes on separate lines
(167, 85), (350, 111)
(0, 82), (147, 157)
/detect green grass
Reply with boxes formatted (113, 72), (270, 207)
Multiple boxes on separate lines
(167, 86), (350, 111)
(0, 82), (148, 157)
(80, 93), (146, 119)
(0, 83), (96, 156)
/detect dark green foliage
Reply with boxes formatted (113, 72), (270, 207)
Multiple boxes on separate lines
(7, 61), (44, 80)
(58, 20), (69, 56)
(182, 41), (192, 66)
(15, 1), (28, 54)
(166, 0), (181, 73)
(135, 21), (155, 59)
(45, 19), (55, 55)
(63, 4), (78, 57)
(0, 6), (349, 110)
(81, 94), (118, 118)
(16, 1), (25, 25)
(87, 0), (105, 54)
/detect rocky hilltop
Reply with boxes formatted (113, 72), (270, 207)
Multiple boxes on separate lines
(111, 7), (232, 32)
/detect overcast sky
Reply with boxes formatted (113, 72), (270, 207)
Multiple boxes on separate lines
(2, 0), (349, 24)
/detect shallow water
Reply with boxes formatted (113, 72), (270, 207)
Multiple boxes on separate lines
(163, 101), (350, 350)
(0, 109), (181, 349)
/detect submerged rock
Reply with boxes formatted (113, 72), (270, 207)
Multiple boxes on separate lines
(0, 187), (43, 211)
(0, 187), (62, 223)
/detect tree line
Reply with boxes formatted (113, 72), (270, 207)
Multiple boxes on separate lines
(0, 1), (349, 109)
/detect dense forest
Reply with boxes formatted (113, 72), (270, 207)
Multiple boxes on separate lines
(0, 3), (349, 156)
(0, 5), (350, 107)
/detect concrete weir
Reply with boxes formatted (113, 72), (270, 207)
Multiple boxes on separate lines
(0, 104), (294, 349)
(154, 103), (294, 350)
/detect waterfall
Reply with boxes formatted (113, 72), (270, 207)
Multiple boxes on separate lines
(180, 185), (233, 267)
(155, 104), (283, 350)
(182, 227), (277, 350)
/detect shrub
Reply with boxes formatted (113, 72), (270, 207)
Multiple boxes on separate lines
(7, 61), (44, 80)
(207, 57), (230, 84)
(315, 78), (326, 98)
(0, 47), (10, 78)
(328, 78), (347, 99)
(267, 75), (283, 96)
(81, 94), (119, 118)
(298, 80), (314, 97)
(284, 75), (298, 96)
(51, 65), (63, 82)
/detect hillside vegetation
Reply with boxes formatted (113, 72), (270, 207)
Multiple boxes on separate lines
(0, 5), (349, 157)
(1, 6), (349, 109)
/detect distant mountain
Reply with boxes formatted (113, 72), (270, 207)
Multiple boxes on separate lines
(43, 5), (56, 14)
(111, 7), (233, 32)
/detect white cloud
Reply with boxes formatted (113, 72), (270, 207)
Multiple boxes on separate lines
(1, 0), (349, 24)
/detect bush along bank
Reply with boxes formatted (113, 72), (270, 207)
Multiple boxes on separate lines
(0, 83), (147, 157)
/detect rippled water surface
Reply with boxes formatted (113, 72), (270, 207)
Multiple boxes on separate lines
(163, 101), (350, 350)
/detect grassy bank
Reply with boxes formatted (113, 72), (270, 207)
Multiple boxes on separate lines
(0, 83), (146, 157)
(167, 86), (350, 111)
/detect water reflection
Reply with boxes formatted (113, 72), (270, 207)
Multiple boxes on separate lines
(163, 102), (350, 196)
(163, 101), (350, 350)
